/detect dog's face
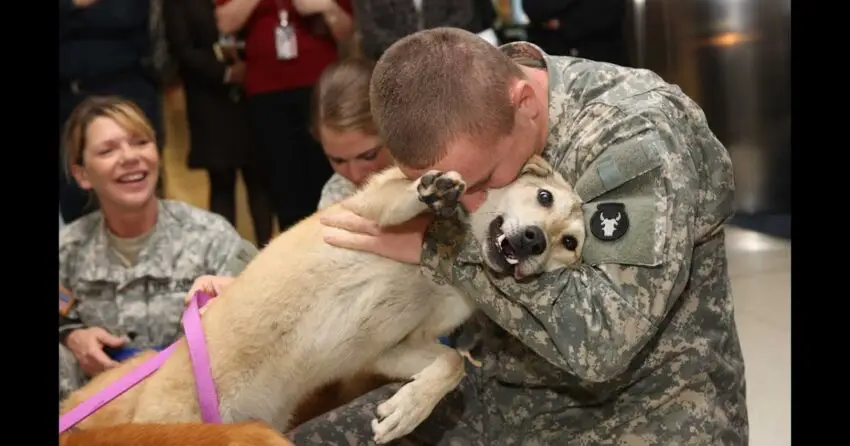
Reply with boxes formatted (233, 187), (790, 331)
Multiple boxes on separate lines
(470, 156), (585, 280)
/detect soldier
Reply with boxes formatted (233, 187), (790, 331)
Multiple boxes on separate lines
(297, 28), (749, 444)
(59, 96), (258, 401)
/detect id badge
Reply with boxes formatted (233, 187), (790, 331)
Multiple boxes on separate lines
(275, 11), (298, 60)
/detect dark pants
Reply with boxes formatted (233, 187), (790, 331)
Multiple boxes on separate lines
(287, 379), (485, 446)
(58, 73), (163, 224)
(208, 167), (274, 247)
(247, 87), (332, 232)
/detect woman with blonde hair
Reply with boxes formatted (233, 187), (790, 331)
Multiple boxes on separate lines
(58, 96), (258, 400)
(311, 57), (393, 210)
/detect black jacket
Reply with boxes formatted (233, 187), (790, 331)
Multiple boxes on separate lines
(59, 0), (151, 81)
(523, 0), (629, 66)
(163, 0), (256, 171)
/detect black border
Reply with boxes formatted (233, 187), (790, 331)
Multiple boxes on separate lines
(29, 0), (63, 442)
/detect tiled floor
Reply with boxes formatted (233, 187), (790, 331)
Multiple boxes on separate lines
(161, 89), (791, 446)
(725, 227), (791, 446)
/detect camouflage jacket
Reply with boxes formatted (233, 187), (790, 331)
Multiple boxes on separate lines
(58, 200), (258, 349)
(422, 42), (748, 442)
(317, 172), (357, 210)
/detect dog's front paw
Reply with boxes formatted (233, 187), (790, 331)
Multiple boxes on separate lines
(416, 171), (466, 217)
(370, 381), (434, 444)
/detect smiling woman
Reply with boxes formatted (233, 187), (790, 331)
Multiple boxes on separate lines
(58, 96), (260, 402)
(63, 97), (161, 228)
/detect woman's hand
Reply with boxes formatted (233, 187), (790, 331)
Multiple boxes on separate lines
(292, 0), (335, 15)
(185, 275), (236, 314)
(320, 209), (431, 265)
(65, 327), (125, 377)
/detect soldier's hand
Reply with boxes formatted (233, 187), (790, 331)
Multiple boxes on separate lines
(65, 327), (124, 377)
(185, 275), (235, 315)
(320, 209), (431, 265)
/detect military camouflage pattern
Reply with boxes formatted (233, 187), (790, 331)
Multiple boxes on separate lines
(58, 200), (258, 400)
(317, 172), (358, 210)
(289, 41), (748, 445)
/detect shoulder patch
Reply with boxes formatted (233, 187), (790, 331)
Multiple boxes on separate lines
(590, 202), (629, 241)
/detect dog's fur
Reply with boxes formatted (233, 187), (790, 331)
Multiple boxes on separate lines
(58, 422), (293, 446)
(60, 156), (585, 443)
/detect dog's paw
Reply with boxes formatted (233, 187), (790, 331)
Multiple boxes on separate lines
(370, 381), (434, 444)
(416, 171), (466, 217)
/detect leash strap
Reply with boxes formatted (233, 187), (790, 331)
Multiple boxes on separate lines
(58, 343), (177, 433)
(59, 291), (220, 433)
(184, 291), (222, 423)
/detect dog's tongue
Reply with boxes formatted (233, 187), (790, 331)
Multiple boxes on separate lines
(513, 267), (524, 280)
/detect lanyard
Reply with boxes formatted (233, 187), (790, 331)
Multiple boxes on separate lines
(273, 0), (290, 26)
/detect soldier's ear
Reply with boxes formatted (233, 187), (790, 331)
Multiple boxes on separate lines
(520, 155), (553, 178)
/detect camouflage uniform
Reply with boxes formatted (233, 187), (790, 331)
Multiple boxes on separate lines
(58, 200), (258, 400)
(317, 172), (358, 210)
(290, 42), (748, 445)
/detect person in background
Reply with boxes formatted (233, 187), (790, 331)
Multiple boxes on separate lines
(214, 0), (355, 232)
(468, 0), (499, 45)
(164, 0), (274, 247)
(522, 0), (630, 65)
(312, 58), (393, 210)
(59, 0), (167, 224)
(353, 0), (476, 61)
(58, 97), (258, 400)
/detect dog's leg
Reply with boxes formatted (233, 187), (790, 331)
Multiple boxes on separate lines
(343, 168), (466, 228)
(366, 342), (466, 444)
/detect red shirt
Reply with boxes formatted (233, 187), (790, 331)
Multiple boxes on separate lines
(218, 0), (352, 96)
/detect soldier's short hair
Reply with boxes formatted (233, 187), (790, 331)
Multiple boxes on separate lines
(370, 27), (526, 169)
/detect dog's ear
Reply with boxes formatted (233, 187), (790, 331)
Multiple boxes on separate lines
(520, 155), (553, 178)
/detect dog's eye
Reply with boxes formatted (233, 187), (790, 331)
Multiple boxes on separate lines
(537, 189), (553, 207)
(562, 235), (578, 251)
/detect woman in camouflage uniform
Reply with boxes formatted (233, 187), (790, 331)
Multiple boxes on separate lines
(312, 58), (394, 210)
(58, 96), (258, 400)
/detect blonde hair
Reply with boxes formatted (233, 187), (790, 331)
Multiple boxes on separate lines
(311, 58), (378, 138)
(62, 96), (156, 175)
(370, 27), (525, 169)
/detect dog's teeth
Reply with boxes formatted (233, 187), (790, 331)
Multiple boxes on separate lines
(505, 257), (519, 265)
(497, 234), (505, 245)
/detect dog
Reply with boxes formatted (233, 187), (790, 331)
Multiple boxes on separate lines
(60, 155), (585, 444)
(59, 421), (293, 446)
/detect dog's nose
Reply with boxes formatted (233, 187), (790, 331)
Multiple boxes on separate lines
(508, 226), (547, 258)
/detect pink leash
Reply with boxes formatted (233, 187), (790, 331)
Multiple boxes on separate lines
(59, 291), (221, 433)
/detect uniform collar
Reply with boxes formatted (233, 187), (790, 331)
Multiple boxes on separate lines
(76, 200), (178, 288)
(498, 41), (568, 158)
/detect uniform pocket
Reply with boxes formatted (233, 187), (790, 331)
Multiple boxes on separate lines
(72, 281), (120, 332)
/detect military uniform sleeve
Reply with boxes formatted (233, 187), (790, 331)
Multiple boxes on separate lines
(422, 105), (698, 383)
(204, 220), (260, 276)
(317, 173), (356, 211)
(58, 229), (86, 342)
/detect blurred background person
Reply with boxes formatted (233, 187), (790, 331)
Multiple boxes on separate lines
(58, 96), (257, 399)
(522, 0), (629, 65)
(59, 0), (170, 224)
(214, 0), (355, 232)
(353, 0), (476, 61)
(311, 58), (393, 210)
(164, 0), (274, 247)
(469, 0), (500, 45)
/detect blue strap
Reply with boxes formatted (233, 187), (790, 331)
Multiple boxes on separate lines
(105, 345), (166, 362)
